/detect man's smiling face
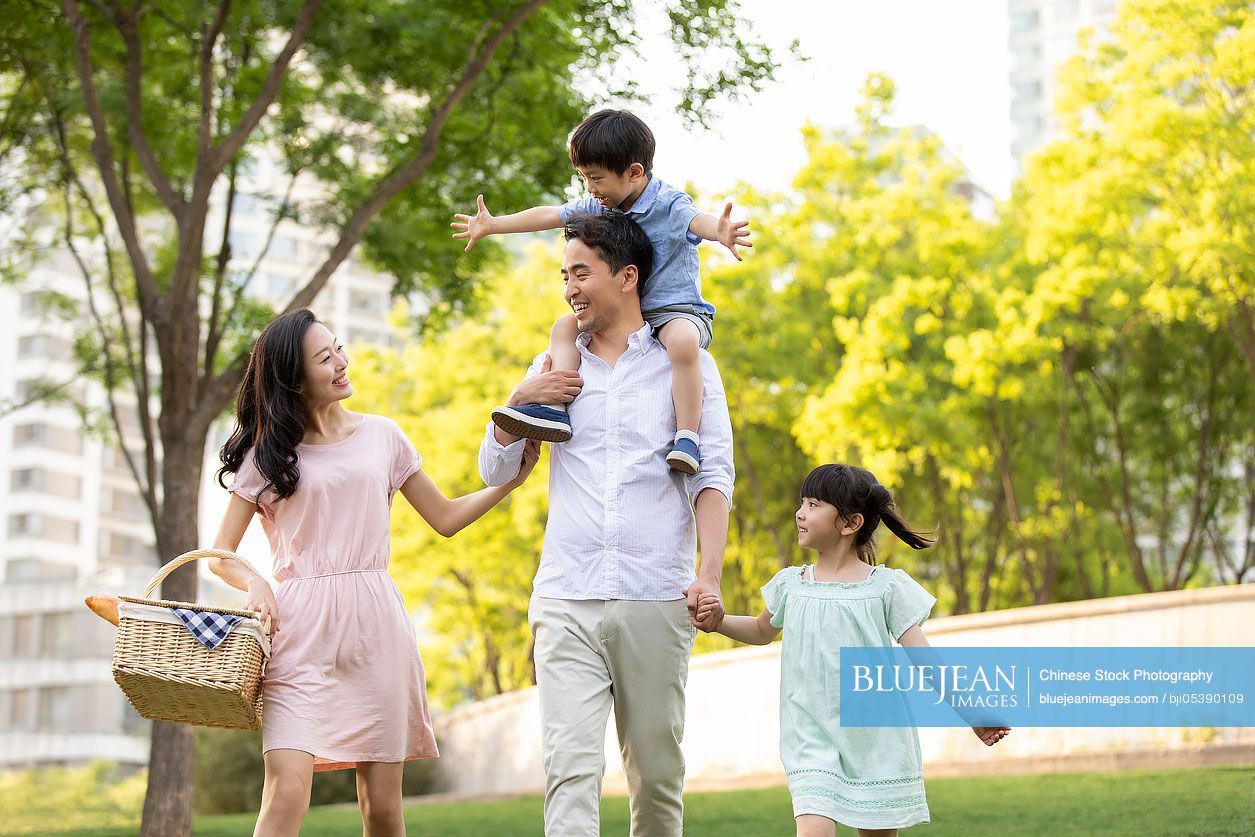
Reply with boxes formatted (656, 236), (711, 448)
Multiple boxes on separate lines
(562, 237), (630, 334)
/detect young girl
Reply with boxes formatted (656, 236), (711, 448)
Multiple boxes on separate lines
(700, 464), (1009, 837)
(209, 309), (539, 837)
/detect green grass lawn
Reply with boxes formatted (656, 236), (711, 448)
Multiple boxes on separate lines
(71, 765), (1254, 836)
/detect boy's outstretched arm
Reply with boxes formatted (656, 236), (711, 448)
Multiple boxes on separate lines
(451, 194), (563, 252)
(688, 202), (752, 261)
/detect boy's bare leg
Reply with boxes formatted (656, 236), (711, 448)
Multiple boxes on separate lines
(547, 313), (582, 372)
(490, 314), (582, 443)
(657, 319), (702, 433)
(658, 319), (704, 474)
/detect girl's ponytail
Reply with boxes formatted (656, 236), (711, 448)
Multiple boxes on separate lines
(880, 503), (936, 551)
(800, 464), (937, 563)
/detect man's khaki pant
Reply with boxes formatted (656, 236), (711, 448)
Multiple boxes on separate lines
(529, 595), (696, 837)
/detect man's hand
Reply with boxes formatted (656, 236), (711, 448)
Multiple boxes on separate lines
(714, 202), (752, 261)
(683, 577), (724, 632)
(451, 194), (495, 253)
(509, 354), (583, 406)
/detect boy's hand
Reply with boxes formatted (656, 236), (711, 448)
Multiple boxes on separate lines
(714, 202), (752, 261)
(451, 194), (495, 252)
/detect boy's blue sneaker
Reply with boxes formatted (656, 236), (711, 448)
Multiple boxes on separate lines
(491, 404), (573, 443)
(666, 437), (701, 475)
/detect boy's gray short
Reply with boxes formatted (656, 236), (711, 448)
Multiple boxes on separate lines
(643, 305), (714, 350)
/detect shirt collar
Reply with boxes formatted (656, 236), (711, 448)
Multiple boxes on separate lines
(575, 322), (656, 354)
(622, 175), (661, 215)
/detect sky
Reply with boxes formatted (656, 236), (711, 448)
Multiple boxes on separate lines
(621, 0), (1013, 200)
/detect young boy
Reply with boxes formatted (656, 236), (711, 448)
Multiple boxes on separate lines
(451, 109), (750, 474)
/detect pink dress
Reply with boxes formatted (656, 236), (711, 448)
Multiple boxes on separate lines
(228, 413), (439, 771)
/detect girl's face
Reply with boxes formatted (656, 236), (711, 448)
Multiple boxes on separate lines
(796, 497), (861, 550)
(300, 323), (352, 406)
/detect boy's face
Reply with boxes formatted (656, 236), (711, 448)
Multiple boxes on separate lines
(574, 162), (647, 211)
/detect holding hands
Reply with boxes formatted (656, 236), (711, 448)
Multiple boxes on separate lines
(505, 440), (542, 490)
(684, 578), (725, 632)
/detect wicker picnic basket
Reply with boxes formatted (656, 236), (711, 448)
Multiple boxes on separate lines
(113, 549), (270, 731)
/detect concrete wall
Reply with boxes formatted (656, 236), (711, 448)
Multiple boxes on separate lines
(433, 584), (1255, 795)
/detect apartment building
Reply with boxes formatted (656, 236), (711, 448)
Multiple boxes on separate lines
(0, 167), (410, 770)
(1008, 0), (1119, 168)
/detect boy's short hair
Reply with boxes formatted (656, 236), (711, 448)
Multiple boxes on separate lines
(568, 109), (655, 175)
(563, 212), (654, 298)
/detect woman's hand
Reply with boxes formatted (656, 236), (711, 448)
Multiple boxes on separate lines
(505, 440), (541, 491)
(245, 576), (280, 634)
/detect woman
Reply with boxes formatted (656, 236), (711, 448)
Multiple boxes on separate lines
(210, 308), (538, 836)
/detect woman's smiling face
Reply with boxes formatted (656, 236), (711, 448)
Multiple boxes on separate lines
(301, 323), (352, 405)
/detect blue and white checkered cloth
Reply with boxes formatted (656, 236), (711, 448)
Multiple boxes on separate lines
(173, 608), (244, 650)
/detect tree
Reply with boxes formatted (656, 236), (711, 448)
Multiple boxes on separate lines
(1030, 0), (1253, 378)
(1014, 0), (1255, 590)
(0, 2), (785, 832)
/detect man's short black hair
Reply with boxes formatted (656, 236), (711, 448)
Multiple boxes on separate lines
(568, 109), (655, 175)
(563, 212), (654, 298)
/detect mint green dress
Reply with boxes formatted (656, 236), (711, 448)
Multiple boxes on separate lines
(762, 564), (937, 830)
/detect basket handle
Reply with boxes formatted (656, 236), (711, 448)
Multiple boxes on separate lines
(142, 548), (262, 599)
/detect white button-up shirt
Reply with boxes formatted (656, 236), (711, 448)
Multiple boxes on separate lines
(478, 324), (735, 601)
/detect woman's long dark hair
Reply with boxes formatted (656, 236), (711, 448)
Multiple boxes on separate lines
(217, 309), (318, 501)
(800, 464), (937, 565)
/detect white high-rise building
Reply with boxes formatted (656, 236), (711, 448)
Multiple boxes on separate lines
(1008, 0), (1120, 169)
(0, 167), (411, 770)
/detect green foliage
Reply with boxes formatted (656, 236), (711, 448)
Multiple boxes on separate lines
(0, 760), (146, 835)
(1009, 0), (1255, 591)
(345, 0), (1254, 695)
(1, 0), (789, 328)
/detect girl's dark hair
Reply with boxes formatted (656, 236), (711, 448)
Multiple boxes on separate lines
(568, 109), (656, 175)
(801, 464), (936, 564)
(217, 309), (318, 501)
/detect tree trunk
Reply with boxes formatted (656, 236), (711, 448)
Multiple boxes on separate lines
(139, 426), (207, 837)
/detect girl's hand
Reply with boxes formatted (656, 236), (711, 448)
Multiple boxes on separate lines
(245, 577), (280, 634)
(690, 590), (725, 632)
(972, 726), (1010, 746)
(505, 440), (541, 491)
(695, 594), (721, 621)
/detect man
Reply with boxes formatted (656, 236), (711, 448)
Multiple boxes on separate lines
(479, 211), (734, 836)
